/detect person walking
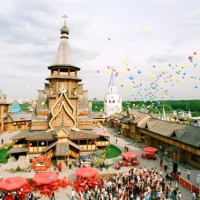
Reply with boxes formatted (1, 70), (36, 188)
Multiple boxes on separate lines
(165, 185), (169, 199)
(196, 172), (200, 183)
(71, 189), (75, 200)
(124, 146), (127, 152)
(79, 190), (83, 200)
(164, 165), (168, 172)
(187, 169), (190, 180)
(192, 191), (196, 200)
(160, 157), (163, 166)
(177, 191), (182, 200)
(116, 139), (118, 144)
(33, 191), (38, 200)
(51, 191), (55, 200)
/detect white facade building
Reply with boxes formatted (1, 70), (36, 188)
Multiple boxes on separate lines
(104, 70), (122, 115)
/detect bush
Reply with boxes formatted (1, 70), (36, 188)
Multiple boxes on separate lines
(16, 166), (21, 172)
(0, 146), (12, 164)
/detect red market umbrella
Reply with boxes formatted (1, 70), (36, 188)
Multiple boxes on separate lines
(35, 156), (46, 162)
(32, 171), (58, 185)
(143, 147), (158, 153)
(75, 167), (99, 178)
(121, 152), (138, 159)
(0, 176), (28, 190)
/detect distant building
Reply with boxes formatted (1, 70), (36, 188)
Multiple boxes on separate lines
(8, 101), (23, 114)
(0, 88), (10, 132)
(104, 69), (122, 115)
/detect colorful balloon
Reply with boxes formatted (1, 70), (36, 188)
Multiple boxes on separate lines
(142, 29), (147, 33)
(188, 55), (193, 60)
(129, 75), (134, 80)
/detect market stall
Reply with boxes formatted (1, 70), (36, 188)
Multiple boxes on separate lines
(31, 156), (51, 172)
(141, 147), (158, 160)
(120, 152), (139, 167)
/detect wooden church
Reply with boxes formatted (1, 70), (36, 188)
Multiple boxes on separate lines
(8, 17), (110, 161)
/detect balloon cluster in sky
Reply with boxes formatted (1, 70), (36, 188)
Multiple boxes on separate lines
(91, 29), (199, 101)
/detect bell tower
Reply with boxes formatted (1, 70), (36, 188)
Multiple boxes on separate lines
(46, 16), (82, 131)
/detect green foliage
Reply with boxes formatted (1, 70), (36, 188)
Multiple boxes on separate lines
(16, 165), (21, 172)
(20, 102), (31, 112)
(92, 100), (200, 116)
(92, 101), (104, 111)
(105, 144), (122, 159)
(0, 146), (12, 164)
(191, 111), (200, 117)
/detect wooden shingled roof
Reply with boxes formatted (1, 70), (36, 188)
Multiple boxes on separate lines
(177, 126), (200, 148)
(69, 140), (81, 150)
(139, 118), (188, 137)
(10, 131), (30, 140)
(139, 118), (200, 148)
(42, 141), (57, 152)
(7, 147), (28, 154)
(69, 130), (98, 139)
(130, 112), (152, 124)
(26, 131), (55, 140)
(55, 142), (69, 156)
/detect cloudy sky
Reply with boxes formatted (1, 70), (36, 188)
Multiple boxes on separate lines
(0, 0), (200, 102)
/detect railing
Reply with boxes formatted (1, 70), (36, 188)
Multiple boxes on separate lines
(69, 149), (79, 158)
(172, 172), (200, 197)
(79, 145), (96, 150)
(29, 146), (46, 152)
(13, 144), (27, 148)
(95, 141), (109, 146)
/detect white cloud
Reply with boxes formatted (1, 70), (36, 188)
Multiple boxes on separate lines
(0, 0), (200, 102)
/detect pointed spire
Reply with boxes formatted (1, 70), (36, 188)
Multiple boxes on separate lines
(53, 15), (75, 66)
(108, 68), (116, 87)
(188, 109), (191, 118)
(161, 106), (166, 121)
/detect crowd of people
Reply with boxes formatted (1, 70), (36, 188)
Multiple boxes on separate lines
(75, 166), (185, 200)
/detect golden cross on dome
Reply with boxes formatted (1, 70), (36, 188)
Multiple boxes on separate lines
(62, 15), (68, 25)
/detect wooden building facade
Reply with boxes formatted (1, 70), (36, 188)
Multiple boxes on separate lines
(108, 111), (200, 169)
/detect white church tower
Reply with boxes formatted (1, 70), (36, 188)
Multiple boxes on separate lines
(104, 69), (122, 115)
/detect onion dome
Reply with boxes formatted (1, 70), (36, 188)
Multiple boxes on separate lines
(60, 25), (69, 35)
